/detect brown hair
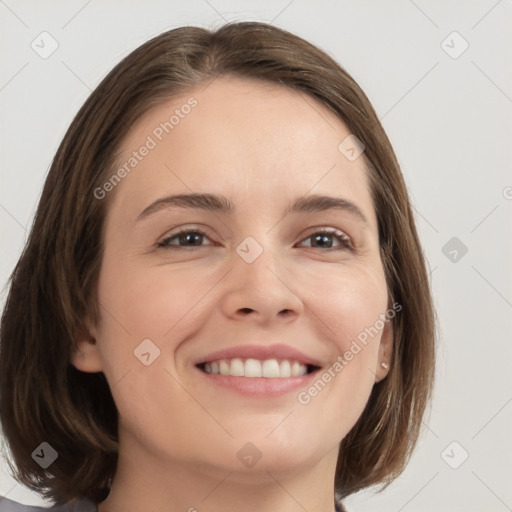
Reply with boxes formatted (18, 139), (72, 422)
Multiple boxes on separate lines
(0, 21), (435, 505)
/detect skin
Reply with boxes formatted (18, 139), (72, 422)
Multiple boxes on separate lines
(72, 76), (393, 512)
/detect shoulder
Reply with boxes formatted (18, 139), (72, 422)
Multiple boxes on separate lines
(0, 497), (96, 512)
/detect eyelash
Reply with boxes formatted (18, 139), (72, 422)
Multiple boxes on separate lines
(157, 227), (353, 251)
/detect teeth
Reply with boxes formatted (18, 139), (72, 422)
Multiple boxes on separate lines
(262, 359), (280, 378)
(229, 358), (244, 376)
(245, 358), (262, 377)
(280, 360), (292, 378)
(202, 358), (309, 378)
(291, 361), (307, 377)
(219, 360), (229, 375)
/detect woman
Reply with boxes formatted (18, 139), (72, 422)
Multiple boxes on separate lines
(0, 21), (436, 512)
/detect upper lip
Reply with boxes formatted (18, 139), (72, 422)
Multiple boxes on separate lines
(194, 343), (323, 368)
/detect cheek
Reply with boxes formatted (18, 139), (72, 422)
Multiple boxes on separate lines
(96, 256), (200, 336)
(303, 260), (389, 353)
(289, 263), (388, 422)
(91, 254), (195, 386)
(92, 258), (218, 453)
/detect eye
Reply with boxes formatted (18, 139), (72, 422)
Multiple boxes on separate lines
(157, 227), (352, 251)
(297, 228), (352, 251)
(158, 229), (215, 249)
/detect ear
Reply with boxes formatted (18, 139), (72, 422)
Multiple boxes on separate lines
(70, 318), (104, 373)
(374, 315), (393, 383)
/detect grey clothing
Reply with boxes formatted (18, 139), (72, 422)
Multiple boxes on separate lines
(0, 497), (96, 512)
(1, 495), (347, 511)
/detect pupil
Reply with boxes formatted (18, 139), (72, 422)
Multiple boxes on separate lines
(181, 233), (201, 245)
(313, 234), (332, 248)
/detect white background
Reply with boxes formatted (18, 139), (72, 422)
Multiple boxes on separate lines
(1, 1), (511, 511)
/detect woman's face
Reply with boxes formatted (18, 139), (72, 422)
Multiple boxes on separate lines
(73, 76), (392, 478)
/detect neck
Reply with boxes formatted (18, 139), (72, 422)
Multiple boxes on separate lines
(97, 431), (339, 512)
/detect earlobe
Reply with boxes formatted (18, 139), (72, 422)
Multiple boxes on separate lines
(375, 317), (393, 383)
(70, 323), (103, 373)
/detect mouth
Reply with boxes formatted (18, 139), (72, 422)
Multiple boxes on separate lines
(193, 344), (324, 397)
(197, 358), (321, 378)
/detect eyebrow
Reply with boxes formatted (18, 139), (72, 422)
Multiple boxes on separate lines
(136, 192), (368, 223)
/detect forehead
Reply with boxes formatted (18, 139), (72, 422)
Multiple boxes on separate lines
(107, 76), (375, 228)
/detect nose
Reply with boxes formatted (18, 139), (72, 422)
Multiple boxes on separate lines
(220, 242), (304, 325)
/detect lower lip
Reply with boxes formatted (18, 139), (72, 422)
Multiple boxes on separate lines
(195, 366), (320, 397)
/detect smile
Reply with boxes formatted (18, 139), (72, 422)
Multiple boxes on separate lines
(199, 358), (319, 378)
(193, 343), (323, 396)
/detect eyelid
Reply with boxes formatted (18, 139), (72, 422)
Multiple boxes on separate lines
(296, 226), (353, 250)
(157, 225), (215, 248)
(157, 225), (354, 251)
